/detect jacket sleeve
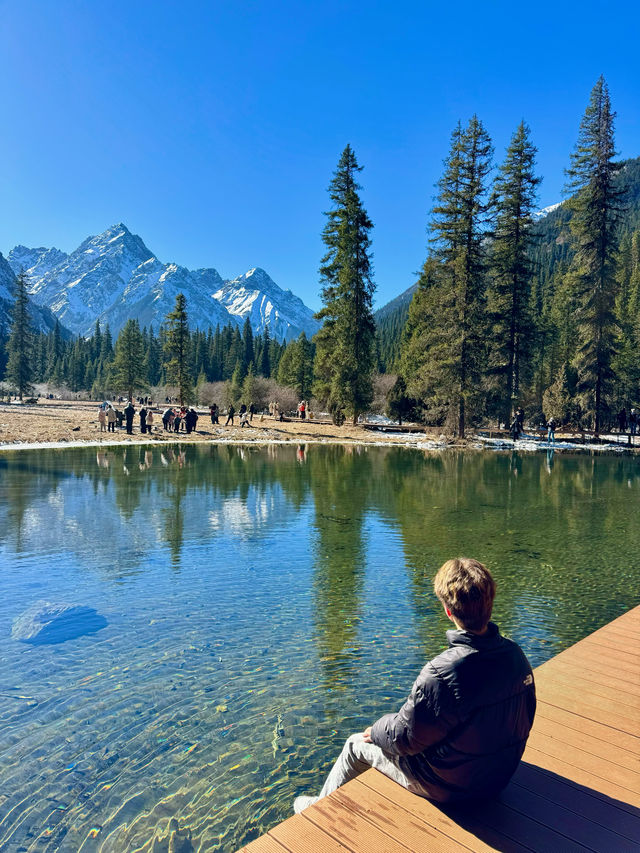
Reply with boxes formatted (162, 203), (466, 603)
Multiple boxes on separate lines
(369, 663), (454, 756)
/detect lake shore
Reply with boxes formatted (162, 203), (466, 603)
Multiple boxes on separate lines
(0, 398), (636, 453)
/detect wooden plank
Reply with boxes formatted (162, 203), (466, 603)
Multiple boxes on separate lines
(523, 745), (640, 810)
(534, 671), (640, 710)
(513, 764), (640, 845)
(530, 715), (640, 770)
(330, 782), (472, 852)
(359, 769), (531, 853)
(301, 792), (411, 852)
(240, 834), (289, 853)
(535, 657), (640, 699)
(269, 814), (352, 852)
(459, 796), (592, 853)
(553, 645), (640, 675)
(496, 778), (635, 852)
(526, 733), (640, 792)
(533, 702), (640, 754)
(534, 689), (640, 735)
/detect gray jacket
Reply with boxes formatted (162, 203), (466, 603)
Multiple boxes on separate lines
(370, 622), (536, 803)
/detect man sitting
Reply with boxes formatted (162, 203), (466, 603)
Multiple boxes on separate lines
(294, 557), (536, 811)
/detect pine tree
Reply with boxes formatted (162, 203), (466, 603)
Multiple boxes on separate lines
(163, 293), (194, 405)
(277, 332), (314, 398)
(5, 272), (35, 399)
(313, 144), (376, 424)
(401, 117), (493, 436)
(242, 317), (254, 371)
(489, 122), (541, 424)
(111, 319), (146, 400)
(259, 326), (271, 377)
(564, 76), (625, 432)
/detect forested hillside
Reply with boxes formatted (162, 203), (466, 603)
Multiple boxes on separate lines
(377, 156), (640, 375)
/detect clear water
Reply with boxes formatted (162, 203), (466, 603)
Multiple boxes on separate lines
(0, 444), (638, 852)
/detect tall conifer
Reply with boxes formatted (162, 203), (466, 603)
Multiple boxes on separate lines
(564, 76), (625, 432)
(489, 122), (541, 423)
(313, 145), (376, 424)
(6, 272), (35, 399)
(163, 293), (194, 405)
(401, 117), (493, 436)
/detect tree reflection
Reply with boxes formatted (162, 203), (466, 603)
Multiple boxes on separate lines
(308, 445), (369, 695)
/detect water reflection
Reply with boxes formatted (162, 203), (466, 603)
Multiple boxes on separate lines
(0, 445), (639, 851)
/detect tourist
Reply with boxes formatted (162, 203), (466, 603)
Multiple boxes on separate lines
(98, 407), (106, 433)
(173, 409), (182, 432)
(631, 408), (638, 436)
(210, 403), (219, 425)
(146, 408), (154, 433)
(618, 408), (627, 433)
(240, 408), (251, 427)
(293, 558), (536, 813)
(249, 402), (256, 422)
(185, 408), (198, 434)
(239, 403), (247, 421)
(124, 401), (135, 435)
(510, 414), (520, 441)
(273, 401), (279, 420)
(162, 407), (172, 430)
(225, 404), (235, 426)
(515, 407), (524, 434)
(107, 405), (116, 432)
(547, 416), (556, 444)
(139, 405), (148, 434)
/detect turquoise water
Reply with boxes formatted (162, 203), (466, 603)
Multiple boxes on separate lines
(0, 444), (638, 851)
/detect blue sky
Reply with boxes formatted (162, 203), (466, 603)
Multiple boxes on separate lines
(1, 0), (638, 310)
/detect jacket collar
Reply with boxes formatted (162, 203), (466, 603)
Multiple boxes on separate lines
(446, 621), (501, 649)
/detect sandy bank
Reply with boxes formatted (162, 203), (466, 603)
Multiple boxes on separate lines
(0, 399), (635, 454)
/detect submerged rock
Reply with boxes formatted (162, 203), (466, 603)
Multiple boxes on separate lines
(11, 600), (108, 645)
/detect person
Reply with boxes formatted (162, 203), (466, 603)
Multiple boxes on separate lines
(162, 407), (172, 431)
(547, 416), (556, 444)
(173, 409), (182, 432)
(124, 401), (135, 435)
(631, 408), (638, 436)
(98, 407), (107, 433)
(293, 557), (536, 813)
(249, 402), (256, 423)
(139, 405), (148, 434)
(239, 403), (247, 421)
(107, 405), (116, 433)
(515, 407), (524, 434)
(146, 408), (154, 433)
(618, 408), (628, 433)
(300, 400), (306, 420)
(273, 402), (279, 421)
(185, 407), (198, 434)
(509, 415), (520, 442)
(240, 408), (251, 427)
(210, 403), (219, 425)
(225, 405), (235, 426)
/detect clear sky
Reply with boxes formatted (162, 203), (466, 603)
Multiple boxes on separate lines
(1, 0), (638, 310)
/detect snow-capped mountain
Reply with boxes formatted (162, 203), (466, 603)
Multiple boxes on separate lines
(0, 252), (63, 334)
(533, 202), (563, 221)
(7, 224), (319, 341)
(214, 267), (319, 341)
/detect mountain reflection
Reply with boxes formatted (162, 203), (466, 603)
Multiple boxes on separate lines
(1, 444), (639, 667)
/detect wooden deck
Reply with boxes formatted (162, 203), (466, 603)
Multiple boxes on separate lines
(240, 605), (640, 852)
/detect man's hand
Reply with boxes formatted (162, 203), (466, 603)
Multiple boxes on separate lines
(363, 726), (372, 743)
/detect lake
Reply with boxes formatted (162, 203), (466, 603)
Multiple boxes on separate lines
(0, 443), (638, 851)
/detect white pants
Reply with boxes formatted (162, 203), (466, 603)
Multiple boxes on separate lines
(317, 733), (422, 799)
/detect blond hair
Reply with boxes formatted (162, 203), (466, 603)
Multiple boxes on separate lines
(433, 557), (496, 632)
